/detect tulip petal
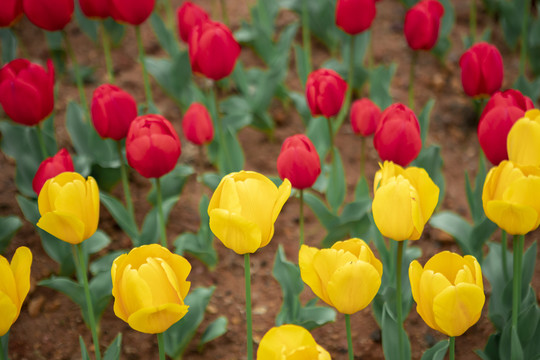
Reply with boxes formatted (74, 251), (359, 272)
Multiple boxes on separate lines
(209, 209), (262, 254)
(507, 118), (540, 167)
(404, 167), (439, 228)
(417, 271), (451, 333)
(138, 258), (182, 305)
(10, 247), (32, 310)
(163, 253), (192, 299)
(424, 251), (468, 284)
(117, 266), (153, 322)
(486, 200), (538, 235)
(0, 292), (17, 336)
(0, 257), (17, 304)
(128, 303), (189, 334)
(409, 260), (423, 303)
(311, 249), (357, 306)
(298, 245), (324, 300)
(37, 211), (86, 244)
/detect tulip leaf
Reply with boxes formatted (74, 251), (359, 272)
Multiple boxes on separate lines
(370, 63), (397, 110)
(44, 31), (67, 75)
(79, 336), (91, 360)
(484, 242), (512, 330)
(288, 90), (313, 127)
(147, 164), (195, 205)
(303, 191), (338, 230)
(381, 303), (412, 360)
(100, 191), (139, 240)
(200, 172), (222, 192)
(412, 145), (445, 207)
(220, 96), (253, 130)
(499, 0), (525, 49)
(102, 18), (125, 46)
(89, 250), (126, 276)
(150, 12), (179, 57)
(521, 242), (537, 299)
(430, 0), (455, 59)
(74, 2), (98, 42)
(326, 147), (346, 213)
(136, 196), (178, 246)
(429, 211), (474, 255)
(0, 215), (22, 254)
(417, 99), (435, 146)
(465, 153), (487, 224)
(307, 117), (331, 167)
(103, 333), (122, 360)
(0, 28), (17, 63)
(513, 75), (540, 104)
(294, 44), (309, 86)
(199, 316), (228, 348)
(420, 339), (449, 360)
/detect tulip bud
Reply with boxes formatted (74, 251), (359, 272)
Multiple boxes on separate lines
(404, 0), (444, 51)
(0, 0), (23, 27)
(78, 0), (109, 19)
(373, 103), (421, 167)
(335, 0), (376, 35)
(23, 0), (74, 31)
(459, 42), (503, 97)
(176, 1), (209, 43)
(306, 68), (347, 118)
(91, 84), (138, 141)
(0, 59), (55, 126)
(277, 134), (321, 190)
(189, 21), (241, 81)
(507, 109), (540, 167)
(110, 0), (155, 26)
(181, 102), (214, 146)
(257, 324), (331, 360)
(32, 148), (75, 195)
(126, 114), (181, 178)
(350, 98), (381, 136)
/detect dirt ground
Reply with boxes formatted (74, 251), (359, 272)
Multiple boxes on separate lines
(1, 0), (539, 359)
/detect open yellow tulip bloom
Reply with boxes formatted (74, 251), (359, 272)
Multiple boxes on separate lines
(111, 244), (191, 334)
(0, 247), (32, 336)
(257, 324), (331, 360)
(372, 161), (439, 241)
(482, 160), (540, 235)
(299, 238), (382, 314)
(507, 109), (540, 167)
(409, 251), (485, 337)
(37, 172), (99, 244)
(208, 171), (291, 254)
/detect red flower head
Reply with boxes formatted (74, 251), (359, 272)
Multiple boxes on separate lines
(32, 148), (75, 195)
(91, 84), (138, 141)
(111, 0), (155, 26)
(350, 98), (381, 136)
(177, 1), (210, 43)
(459, 42), (503, 97)
(23, 0), (74, 31)
(182, 102), (214, 146)
(306, 69), (348, 118)
(404, 0), (445, 51)
(335, 0), (376, 35)
(0, 0), (23, 27)
(78, 0), (109, 19)
(277, 134), (321, 190)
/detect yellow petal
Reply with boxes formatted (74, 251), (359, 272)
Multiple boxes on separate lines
(486, 200), (538, 235)
(138, 258), (181, 305)
(482, 161), (524, 204)
(424, 251), (468, 285)
(310, 249), (357, 306)
(507, 117), (540, 167)
(504, 176), (540, 228)
(403, 167), (439, 228)
(298, 245), (322, 300)
(209, 209), (262, 254)
(84, 176), (100, 239)
(524, 109), (540, 121)
(408, 260), (423, 304)
(417, 271), (452, 333)
(287, 346), (321, 359)
(128, 303), (189, 334)
(265, 178), (291, 247)
(37, 211), (86, 244)
(118, 265), (153, 321)
(257, 324), (320, 359)
(0, 292), (17, 336)
(10, 247), (32, 310)
(464, 255), (484, 290)
(0, 257), (17, 306)
(162, 253), (191, 299)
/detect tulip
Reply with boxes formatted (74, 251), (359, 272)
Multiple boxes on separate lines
(37, 172), (99, 244)
(299, 238), (382, 314)
(181, 102), (214, 146)
(277, 134), (321, 190)
(0, 247), (32, 336)
(404, 0), (444, 51)
(507, 109), (540, 168)
(480, 89), (534, 118)
(350, 98), (381, 136)
(111, 244), (191, 334)
(188, 21), (241, 81)
(208, 171), (291, 254)
(305, 68), (347, 118)
(32, 148), (75, 195)
(482, 160), (540, 235)
(78, 0), (109, 19)
(459, 42), (503, 97)
(110, 0), (155, 26)
(176, 1), (210, 43)
(372, 161), (439, 241)
(91, 83), (138, 141)
(0, 59), (54, 126)
(22, 0), (74, 31)
(257, 324), (331, 360)
(126, 114), (181, 178)
(373, 103), (421, 167)
(335, 0), (376, 35)
(409, 251), (485, 337)
(0, 0), (23, 27)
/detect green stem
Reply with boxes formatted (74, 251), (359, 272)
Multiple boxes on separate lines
(299, 189), (304, 248)
(301, 0), (312, 76)
(360, 136), (366, 179)
(100, 22), (114, 84)
(156, 177), (167, 248)
(335, 35), (355, 131)
(62, 31), (90, 121)
(35, 122), (49, 159)
(135, 25), (155, 112)
(76, 244), (102, 360)
(408, 51), (418, 112)
(469, 0), (476, 44)
(157, 333), (165, 360)
(220, 0), (229, 27)
(345, 314), (354, 360)
(449, 337), (455, 360)
(326, 117), (335, 164)
(0, 332), (7, 360)
(512, 235), (524, 332)
(501, 229), (509, 282)
(519, 0), (531, 76)
(164, 0), (176, 36)
(116, 142), (136, 229)
(396, 240), (405, 360)
(244, 253), (253, 360)
(211, 85), (232, 173)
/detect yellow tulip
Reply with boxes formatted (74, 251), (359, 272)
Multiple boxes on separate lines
(409, 251), (485, 337)
(0, 247), (32, 336)
(257, 324), (331, 360)
(507, 109), (540, 167)
(37, 172), (99, 244)
(208, 171), (291, 254)
(299, 238), (382, 314)
(372, 161), (439, 241)
(482, 160), (540, 235)
(111, 244), (191, 334)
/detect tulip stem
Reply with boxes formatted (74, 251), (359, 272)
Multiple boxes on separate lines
(469, 0), (476, 44)
(519, 0), (530, 76)
(501, 229), (509, 282)
(334, 35), (355, 132)
(116, 142), (136, 231)
(396, 240), (405, 360)
(157, 333), (165, 360)
(35, 122), (49, 159)
(0, 332), (7, 360)
(301, 0), (312, 78)
(164, 0), (176, 37)
(408, 51), (418, 112)
(449, 337), (455, 360)
(299, 189), (304, 248)
(135, 25), (155, 113)
(156, 177), (168, 248)
(211, 84), (232, 174)
(220, 0), (230, 27)
(360, 136), (366, 179)
(345, 314), (354, 360)
(100, 22), (115, 84)
(76, 244), (102, 360)
(62, 30), (90, 121)
(244, 253), (254, 360)
(326, 117), (335, 163)
(511, 235), (524, 338)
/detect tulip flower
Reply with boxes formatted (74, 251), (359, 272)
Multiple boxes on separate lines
(23, 0), (74, 31)
(78, 0), (109, 19)
(111, 244), (191, 334)
(181, 102), (214, 146)
(0, 0), (23, 27)
(507, 109), (540, 168)
(305, 68), (347, 118)
(373, 103), (421, 167)
(404, 0), (444, 51)
(277, 134), (321, 190)
(32, 148), (75, 195)
(335, 0), (376, 35)
(176, 1), (209, 43)
(91, 84), (138, 141)
(110, 0), (155, 26)
(459, 42), (503, 97)
(350, 98), (381, 136)
(257, 324), (331, 360)
(37, 172), (99, 245)
(0, 246), (32, 336)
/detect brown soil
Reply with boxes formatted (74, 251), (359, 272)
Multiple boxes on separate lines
(1, 0), (539, 359)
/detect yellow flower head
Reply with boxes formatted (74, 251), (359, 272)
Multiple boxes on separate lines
(507, 109), (540, 167)
(0, 247), (32, 336)
(372, 161), (439, 241)
(208, 171), (291, 254)
(37, 172), (99, 244)
(257, 324), (331, 360)
(409, 251), (485, 337)
(111, 244), (191, 334)
(299, 238), (382, 314)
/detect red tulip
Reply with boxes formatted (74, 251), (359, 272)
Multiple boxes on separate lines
(32, 148), (75, 195)
(111, 0), (155, 26)
(0, 0), (23, 27)
(480, 89), (534, 119)
(373, 103), (421, 167)
(188, 21), (241, 81)
(306, 69), (347, 118)
(91, 84), (138, 141)
(182, 102), (214, 146)
(350, 98), (381, 136)
(459, 42), (503, 97)
(335, 0), (376, 35)
(78, 0), (109, 19)
(277, 134), (321, 190)
(23, 0), (74, 31)
(126, 114), (181, 178)
(177, 1), (210, 43)
(0, 59), (54, 126)
(404, 0), (444, 51)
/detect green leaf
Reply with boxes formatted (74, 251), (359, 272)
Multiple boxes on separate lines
(484, 242), (512, 330)
(521, 242), (537, 299)
(430, 0), (455, 58)
(136, 196), (178, 246)
(74, 2), (98, 42)
(303, 192), (338, 229)
(510, 325), (524, 360)
(89, 250), (126, 275)
(150, 12), (179, 57)
(218, 127), (245, 175)
(102, 18), (125, 46)
(1, 332), (9, 359)
(294, 44), (309, 86)
(145, 52), (193, 107)
(40, 276), (85, 313)
(429, 211), (473, 255)
(306, 117), (330, 164)
(465, 153), (487, 224)
(499, 0), (524, 49)
(381, 303), (412, 360)
(99, 191), (139, 240)
(79, 336), (91, 360)
(420, 339), (449, 360)
(418, 99), (435, 146)
(513, 74), (540, 103)
(199, 316), (227, 347)
(201, 172), (222, 192)
(326, 147), (346, 213)
(370, 63), (397, 110)
(45, 31), (66, 74)
(103, 333), (122, 360)
(412, 145), (445, 207)
(0, 28), (17, 63)
(0, 215), (22, 254)
(147, 164), (194, 205)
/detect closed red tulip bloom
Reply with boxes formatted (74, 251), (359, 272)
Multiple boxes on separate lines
(335, 0), (376, 35)
(126, 114), (181, 178)
(91, 84), (138, 141)
(480, 89), (534, 119)
(459, 42), (503, 97)
(189, 21), (241, 81)
(373, 103), (421, 167)
(177, 1), (209, 43)
(23, 0), (74, 31)
(0, 0), (23, 27)
(182, 102), (214, 146)
(404, 0), (444, 50)
(78, 0), (109, 19)
(111, 0), (155, 26)
(32, 148), (75, 195)
(306, 69), (347, 118)
(350, 98), (381, 136)
(277, 134), (321, 190)
(0, 59), (54, 126)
